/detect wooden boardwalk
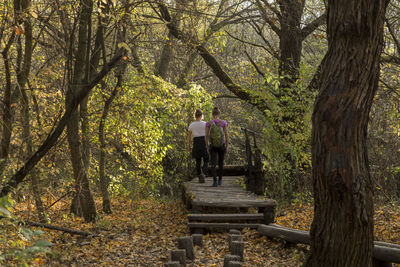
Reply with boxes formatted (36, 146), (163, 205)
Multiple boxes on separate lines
(183, 176), (277, 232)
(183, 176), (276, 209)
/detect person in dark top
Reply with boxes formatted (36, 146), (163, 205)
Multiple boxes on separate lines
(205, 107), (229, 187)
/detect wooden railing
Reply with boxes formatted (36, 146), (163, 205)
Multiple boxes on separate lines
(242, 127), (265, 195)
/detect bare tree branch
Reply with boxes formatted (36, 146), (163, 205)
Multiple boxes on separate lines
(225, 30), (269, 51)
(158, 2), (269, 111)
(301, 13), (326, 40)
(254, 0), (281, 35)
(381, 54), (400, 65)
(260, 0), (281, 18)
(248, 19), (279, 59)
(245, 50), (265, 77)
(385, 18), (400, 55)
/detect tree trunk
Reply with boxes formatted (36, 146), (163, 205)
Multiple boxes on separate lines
(66, 0), (96, 222)
(15, 0), (46, 222)
(305, 1), (388, 266)
(98, 84), (119, 214)
(80, 4), (93, 174)
(278, 0), (303, 89)
(0, 34), (14, 177)
(155, 31), (174, 79)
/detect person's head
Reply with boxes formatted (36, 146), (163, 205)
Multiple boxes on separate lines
(212, 107), (220, 118)
(194, 109), (203, 120)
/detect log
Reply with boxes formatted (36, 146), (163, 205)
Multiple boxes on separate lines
(230, 241), (244, 261)
(228, 261), (243, 267)
(0, 215), (92, 236)
(223, 254), (241, 267)
(177, 236), (195, 260)
(257, 224), (309, 244)
(229, 235), (244, 253)
(373, 245), (400, 264)
(192, 234), (203, 247)
(188, 213), (264, 222)
(170, 249), (186, 267)
(258, 224), (400, 263)
(164, 261), (180, 267)
(375, 241), (400, 250)
(188, 222), (259, 230)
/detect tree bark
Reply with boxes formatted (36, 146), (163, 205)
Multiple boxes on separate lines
(155, 31), (174, 79)
(277, 0), (304, 89)
(305, 1), (389, 266)
(66, 0), (96, 222)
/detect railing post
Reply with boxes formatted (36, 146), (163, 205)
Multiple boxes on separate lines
(244, 128), (253, 191)
(243, 127), (265, 195)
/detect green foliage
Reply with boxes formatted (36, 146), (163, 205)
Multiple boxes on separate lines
(252, 71), (316, 201)
(160, 82), (213, 192)
(0, 196), (52, 266)
(88, 70), (213, 199)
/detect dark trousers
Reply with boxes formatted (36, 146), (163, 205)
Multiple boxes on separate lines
(192, 136), (208, 175)
(210, 145), (226, 181)
(196, 156), (209, 175)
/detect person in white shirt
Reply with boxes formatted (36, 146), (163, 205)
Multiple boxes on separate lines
(188, 109), (209, 183)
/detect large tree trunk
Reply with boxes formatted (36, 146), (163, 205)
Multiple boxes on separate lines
(66, 0), (96, 222)
(305, 1), (388, 266)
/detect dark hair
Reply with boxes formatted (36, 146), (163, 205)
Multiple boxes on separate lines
(194, 109), (203, 118)
(212, 107), (220, 116)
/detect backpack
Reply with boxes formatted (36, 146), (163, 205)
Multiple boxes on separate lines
(209, 120), (224, 148)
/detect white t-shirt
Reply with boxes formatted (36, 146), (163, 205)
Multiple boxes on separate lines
(188, 121), (206, 137)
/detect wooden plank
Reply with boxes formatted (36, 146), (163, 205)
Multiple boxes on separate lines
(188, 222), (260, 230)
(188, 213), (264, 222)
(192, 199), (276, 208)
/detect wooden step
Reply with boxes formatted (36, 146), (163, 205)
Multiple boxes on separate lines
(188, 213), (264, 222)
(188, 222), (260, 230)
(192, 199), (276, 208)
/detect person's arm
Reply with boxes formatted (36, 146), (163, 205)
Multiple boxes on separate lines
(205, 124), (210, 152)
(223, 124), (229, 152)
(188, 130), (192, 152)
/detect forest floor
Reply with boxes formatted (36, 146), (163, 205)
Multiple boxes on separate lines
(6, 196), (400, 266)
